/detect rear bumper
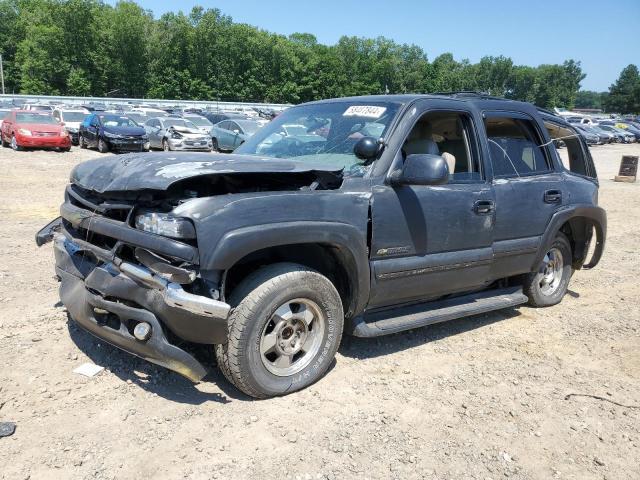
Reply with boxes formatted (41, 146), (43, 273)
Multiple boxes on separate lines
(38, 220), (231, 382)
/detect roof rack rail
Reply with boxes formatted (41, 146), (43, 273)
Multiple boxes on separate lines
(429, 91), (509, 101)
(535, 106), (560, 117)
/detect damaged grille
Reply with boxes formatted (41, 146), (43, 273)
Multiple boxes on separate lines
(61, 184), (199, 265)
(67, 184), (133, 222)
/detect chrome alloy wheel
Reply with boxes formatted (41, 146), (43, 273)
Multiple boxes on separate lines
(259, 298), (325, 376)
(539, 247), (564, 296)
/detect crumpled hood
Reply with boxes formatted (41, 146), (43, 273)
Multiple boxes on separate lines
(169, 125), (203, 135)
(70, 152), (342, 193)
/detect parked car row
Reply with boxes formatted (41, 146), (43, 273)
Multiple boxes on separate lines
(566, 117), (640, 146)
(0, 102), (274, 154)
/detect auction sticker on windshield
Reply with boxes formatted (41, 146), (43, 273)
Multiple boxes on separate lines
(343, 106), (387, 118)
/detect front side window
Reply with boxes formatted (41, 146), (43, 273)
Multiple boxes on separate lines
(235, 101), (402, 175)
(402, 111), (482, 182)
(485, 115), (550, 177)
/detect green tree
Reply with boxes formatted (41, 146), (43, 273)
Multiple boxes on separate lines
(16, 23), (69, 94)
(0, 0), (591, 105)
(574, 90), (607, 110)
(605, 64), (640, 114)
(67, 67), (91, 96)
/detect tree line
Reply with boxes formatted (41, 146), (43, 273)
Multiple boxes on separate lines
(1, 0), (631, 112)
(575, 65), (640, 114)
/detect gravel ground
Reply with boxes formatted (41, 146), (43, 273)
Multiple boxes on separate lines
(0, 143), (638, 480)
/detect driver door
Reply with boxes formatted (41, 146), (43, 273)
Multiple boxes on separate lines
(231, 122), (245, 149)
(86, 116), (100, 146)
(368, 104), (496, 308)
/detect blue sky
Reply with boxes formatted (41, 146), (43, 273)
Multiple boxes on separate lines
(118, 0), (640, 91)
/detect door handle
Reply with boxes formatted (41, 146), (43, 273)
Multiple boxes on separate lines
(474, 200), (495, 215)
(544, 190), (562, 204)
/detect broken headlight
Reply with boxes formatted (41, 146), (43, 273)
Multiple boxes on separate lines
(134, 213), (196, 239)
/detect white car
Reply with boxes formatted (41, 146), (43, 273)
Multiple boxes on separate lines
(129, 107), (168, 118)
(53, 108), (90, 145)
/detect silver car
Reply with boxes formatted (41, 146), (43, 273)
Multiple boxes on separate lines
(182, 114), (214, 135)
(144, 117), (213, 152)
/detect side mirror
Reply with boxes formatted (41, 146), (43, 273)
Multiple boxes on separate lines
(391, 154), (449, 186)
(353, 136), (379, 160)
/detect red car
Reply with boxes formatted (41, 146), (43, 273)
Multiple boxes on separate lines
(1, 110), (71, 151)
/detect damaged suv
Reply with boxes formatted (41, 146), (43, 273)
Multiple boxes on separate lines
(37, 94), (606, 398)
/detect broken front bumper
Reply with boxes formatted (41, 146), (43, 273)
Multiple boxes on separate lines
(37, 219), (231, 382)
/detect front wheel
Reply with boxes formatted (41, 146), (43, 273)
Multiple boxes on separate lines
(97, 137), (109, 153)
(215, 263), (344, 399)
(523, 232), (572, 307)
(162, 139), (171, 151)
(79, 134), (87, 149)
(211, 138), (219, 152)
(10, 135), (22, 151)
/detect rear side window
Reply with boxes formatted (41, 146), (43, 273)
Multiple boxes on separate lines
(485, 116), (550, 177)
(544, 120), (596, 178)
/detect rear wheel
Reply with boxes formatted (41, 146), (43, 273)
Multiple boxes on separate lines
(211, 138), (219, 152)
(163, 139), (171, 151)
(98, 137), (109, 153)
(523, 232), (572, 307)
(215, 263), (344, 399)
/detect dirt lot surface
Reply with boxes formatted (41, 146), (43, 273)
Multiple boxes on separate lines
(0, 143), (639, 480)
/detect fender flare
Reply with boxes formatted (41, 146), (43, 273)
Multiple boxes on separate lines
(202, 221), (371, 316)
(533, 205), (606, 271)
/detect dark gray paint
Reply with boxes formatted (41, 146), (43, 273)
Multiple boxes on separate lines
(41, 94), (607, 354)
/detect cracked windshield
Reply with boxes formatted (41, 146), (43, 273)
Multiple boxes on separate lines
(236, 101), (401, 175)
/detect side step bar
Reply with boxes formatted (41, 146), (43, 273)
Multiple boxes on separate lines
(349, 286), (528, 337)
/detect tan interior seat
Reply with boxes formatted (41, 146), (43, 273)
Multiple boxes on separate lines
(441, 152), (456, 174)
(404, 122), (440, 156)
(404, 122), (456, 174)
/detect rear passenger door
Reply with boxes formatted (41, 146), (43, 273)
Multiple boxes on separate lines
(484, 112), (564, 278)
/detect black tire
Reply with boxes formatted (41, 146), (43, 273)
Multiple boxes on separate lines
(211, 138), (219, 152)
(98, 137), (109, 153)
(215, 262), (344, 399)
(523, 232), (572, 307)
(79, 134), (87, 149)
(10, 135), (22, 151)
(162, 139), (171, 152)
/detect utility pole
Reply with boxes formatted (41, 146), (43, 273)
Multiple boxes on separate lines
(0, 54), (5, 95)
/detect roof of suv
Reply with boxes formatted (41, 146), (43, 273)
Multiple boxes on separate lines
(308, 92), (526, 108)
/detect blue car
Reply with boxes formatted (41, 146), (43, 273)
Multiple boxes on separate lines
(79, 113), (150, 153)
